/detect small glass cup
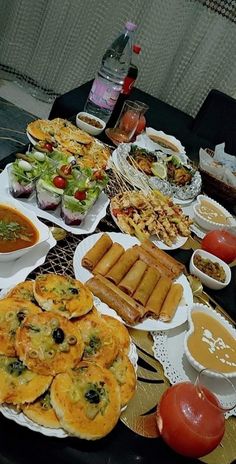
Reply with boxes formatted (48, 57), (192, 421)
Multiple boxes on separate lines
(134, 100), (149, 115)
(106, 100), (143, 144)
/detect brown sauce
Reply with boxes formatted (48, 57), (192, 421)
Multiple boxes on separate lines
(0, 205), (39, 253)
(187, 311), (236, 373)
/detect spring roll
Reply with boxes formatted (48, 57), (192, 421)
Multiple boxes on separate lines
(93, 243), (124, 276)
(86, 275), (144, 325)
(118, 260), (147, 296)
(145, 276), (172, 318)
(159, 283), (183, 322)
(82, 233), (113, 271)
(133, 266), (160, 306)
(141, 239), (185, 277)
(106, 247), (139, 285)
(136, 246), (173, 279)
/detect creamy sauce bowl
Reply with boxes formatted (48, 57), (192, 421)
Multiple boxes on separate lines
(193, 195), (236, 231)
(184, 304), (236, 378)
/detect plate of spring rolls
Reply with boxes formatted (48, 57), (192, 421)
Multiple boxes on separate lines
(73, 232), (193, 331)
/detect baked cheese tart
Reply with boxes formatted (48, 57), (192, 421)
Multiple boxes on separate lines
(33, 274), (93, 318)
(15, 312), (84, 376)
(102, 315), (131, 354)
(50, 362), (121, 439)
(0, 355), (52, 404)
(22, 389), (60, 429)
(7, 281), (35, 302)
(74, 310), (118, 367)
(0, 298), (41, 356)
(110, 351), (136, 408)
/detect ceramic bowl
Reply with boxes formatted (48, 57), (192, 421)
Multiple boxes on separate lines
(189, 249), (231, 290)
(193, 195), (236, 231)
(184, 303), (236, 378)
(76, 112), (106, 136)
(0, 197), (49, 262)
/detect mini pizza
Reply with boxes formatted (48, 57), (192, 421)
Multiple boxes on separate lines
(109, 351), (136, 408)
(0, 355), (52, 404)
(15, 312), (84, 376)
(33, 274), (93, 318)
(22, 389), (61, 429)
(74, 310), (118, 367)
(27, 119), (54, 142)
(0, 298), (41, 356)
(7, 281), (35, 302)
(50, 362), (121, 439)
(101, 315), (131, 354)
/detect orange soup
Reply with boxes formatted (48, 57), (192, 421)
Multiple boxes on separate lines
(0, 205), (39, 253)
(187, 311), (236, 374)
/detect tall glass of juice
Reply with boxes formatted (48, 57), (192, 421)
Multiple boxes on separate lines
(156, 369), (236, 458)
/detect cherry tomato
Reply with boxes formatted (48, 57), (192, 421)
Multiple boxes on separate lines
(53, 176), (67, 189)
(74, 190), (87, 201)
(43, 142), (53, 152)
(93, 171), (104, 181)
(135, 115), (146, 135)
(202, 230), (236, 263)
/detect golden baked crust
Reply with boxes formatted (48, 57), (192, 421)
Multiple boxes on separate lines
(33, 274), (93, 319)
(27, 120), (54, 142)
(7, 281), (35, 302)
(0, 298), (41, 356)
(22, 390), (60, 429)
(50, 362), (121, 439)
(0, 355), (52, 404)
(15, 312), (84, 376)
(110, 351), (136, 408)
(101, 315), (131, 354)
(74, 310), (118, 367)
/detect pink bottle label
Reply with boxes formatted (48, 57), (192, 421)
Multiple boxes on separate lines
(89, 78), (121, 110)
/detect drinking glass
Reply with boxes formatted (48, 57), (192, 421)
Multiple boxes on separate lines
(156, 368), (236, 458)
(106, 100), (143, 144)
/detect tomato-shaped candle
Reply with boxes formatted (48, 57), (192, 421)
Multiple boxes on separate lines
(202, 230), (236, 263)
(156, 369), (236, 458)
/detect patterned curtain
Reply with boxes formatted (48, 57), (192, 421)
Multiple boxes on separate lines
(0, 0), (235, 116)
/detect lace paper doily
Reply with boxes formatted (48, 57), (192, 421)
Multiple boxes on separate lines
(152, 325), (236, 418)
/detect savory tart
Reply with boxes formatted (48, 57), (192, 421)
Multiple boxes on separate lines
(0, 298), (41, 356)
(27, 119), (54, 142)
(101, 315), (130, 354)
(50, 362), (121, 439)
(22, 389), (61, 429)
(7, 281), (35, 302)
(15, 312), (84, 376)
(109, 351), (136, 408)
(0, 355), (52, 404)
(33, 274), (93, 318)
(74, 310), (118, 367)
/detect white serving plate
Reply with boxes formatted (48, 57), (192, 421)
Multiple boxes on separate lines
(73, 232), (193, 331)
(0, 285), (138, 438)
(0, 165), (109, 235)
(110, 207), (188, 251)
(0, 232), (56, 288)
(152, 323), (236, 417)
(184, 304), (236, 378)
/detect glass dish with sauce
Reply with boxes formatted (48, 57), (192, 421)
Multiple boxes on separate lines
(184, 304), (236, 378)
(193, 194), (236, 231)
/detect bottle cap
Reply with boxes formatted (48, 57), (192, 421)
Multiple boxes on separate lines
(133, 44), (141, 54)
(125, 22), (137, 32)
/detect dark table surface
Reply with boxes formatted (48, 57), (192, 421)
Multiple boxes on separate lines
(0, 82), (235, 464)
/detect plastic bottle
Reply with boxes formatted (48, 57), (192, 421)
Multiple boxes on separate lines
(121, 44), (141, 96)
(84, 21), (137, 122)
